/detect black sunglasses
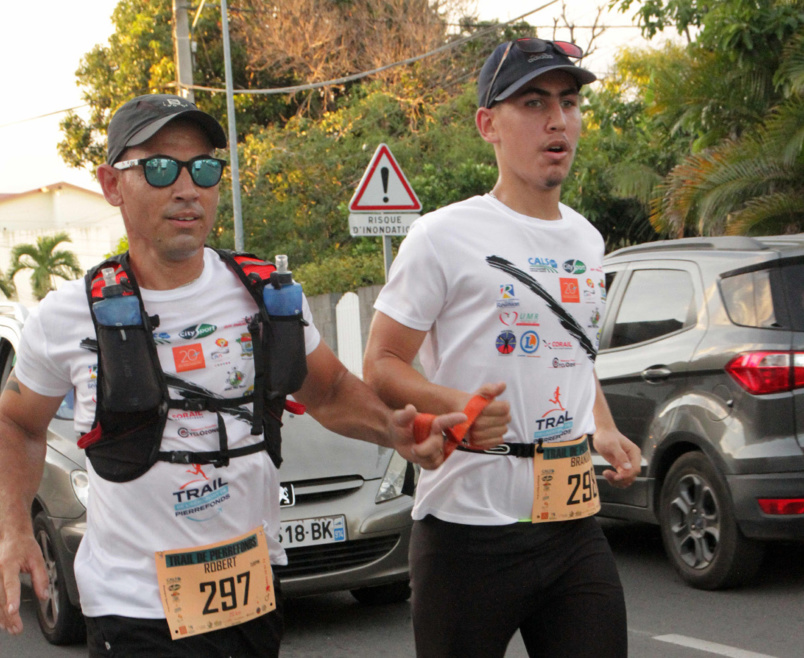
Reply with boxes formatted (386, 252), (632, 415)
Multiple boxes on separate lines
(114, 155), (227, 188)
(484, 38), (584, 108)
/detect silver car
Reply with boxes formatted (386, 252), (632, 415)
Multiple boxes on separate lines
(0, 303), (415, 645)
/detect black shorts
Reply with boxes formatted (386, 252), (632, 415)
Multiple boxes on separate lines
(85, 578), (284, 658)
(409, 515), (627, 658)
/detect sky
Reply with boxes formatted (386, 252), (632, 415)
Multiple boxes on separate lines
(0, 0), (671, 196)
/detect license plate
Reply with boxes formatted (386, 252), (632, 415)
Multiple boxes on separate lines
(278, 515), (346, 548)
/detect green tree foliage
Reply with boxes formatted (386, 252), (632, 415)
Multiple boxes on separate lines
(8, 233), (84, 301)
(0, 272), (16, 300)
(652, 30), (804, 236)
(609, 0), (804, 236)
(57, 0), (292, 175)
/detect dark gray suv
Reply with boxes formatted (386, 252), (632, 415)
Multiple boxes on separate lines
(595, 235), (804, 590)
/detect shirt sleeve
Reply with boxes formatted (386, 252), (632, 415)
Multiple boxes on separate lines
(373, 220), (448, 332)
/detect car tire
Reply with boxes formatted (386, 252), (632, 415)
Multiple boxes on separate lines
(350, 580), (411, 605)
(659, 452), (764, 590)
(33, 512), (86, 645)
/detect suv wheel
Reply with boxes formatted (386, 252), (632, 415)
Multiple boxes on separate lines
(350, 580), (411, 605)
(33, 512), (86, 645)
(659, 453), (764, 590)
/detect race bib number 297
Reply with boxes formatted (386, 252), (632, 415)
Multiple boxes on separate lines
(155, 528), (276, 640)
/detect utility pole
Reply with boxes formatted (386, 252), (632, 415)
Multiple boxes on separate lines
(172, 0), (195, 102)
(220, 0), (244, 251)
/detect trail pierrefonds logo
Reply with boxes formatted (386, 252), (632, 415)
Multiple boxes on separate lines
(562, 259), (586, 275)
(534, 387), (574, 441)
(496, 330), (516, 354)
(173, 465), (230, 522)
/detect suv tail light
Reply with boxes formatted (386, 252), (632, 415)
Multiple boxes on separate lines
(725, 351), (804, 394)
(758, 498), (804, 515)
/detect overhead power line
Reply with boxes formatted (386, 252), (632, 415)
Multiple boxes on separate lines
(0, 105), (87, 130)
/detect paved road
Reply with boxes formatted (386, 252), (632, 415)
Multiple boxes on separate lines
(2, 520), (802, 657)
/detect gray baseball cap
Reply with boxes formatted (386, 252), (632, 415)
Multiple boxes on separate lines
(478, 39), (596, 108)
(106, 94), (227, 164)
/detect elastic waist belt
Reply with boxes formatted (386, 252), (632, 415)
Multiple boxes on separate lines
(455, 435), (592, 459)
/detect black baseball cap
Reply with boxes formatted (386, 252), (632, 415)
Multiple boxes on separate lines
(106, 94), (227, 164)
(478, 39), (597, 108)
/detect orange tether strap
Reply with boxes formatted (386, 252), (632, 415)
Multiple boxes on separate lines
(412, 395), (491, 459)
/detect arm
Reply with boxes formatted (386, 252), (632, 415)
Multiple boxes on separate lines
(293, 341), (466, 469)
(363, 311), (510, 448)
(591, 373), (641, 488)
(0, 372), (64, 635)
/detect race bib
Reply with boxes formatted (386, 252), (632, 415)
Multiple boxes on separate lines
(155, 527), (276, 640)
(532, 435), (600, 523)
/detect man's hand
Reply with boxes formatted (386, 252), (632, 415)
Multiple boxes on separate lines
(391, 406), (467, 470)
(464, 381), (510, 449)
(0, 532), (49, 635)
(592, 428), (641, 488)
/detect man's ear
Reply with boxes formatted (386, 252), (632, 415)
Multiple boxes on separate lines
(97, 164), (124, 207)
(475, 107), (499, 145)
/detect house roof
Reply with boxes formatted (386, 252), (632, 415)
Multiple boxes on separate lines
(0, 182), (104, 203)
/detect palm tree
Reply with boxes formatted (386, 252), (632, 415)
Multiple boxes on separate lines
(650, 30), (804, 236)
(8, 232), (84, 301)
(0, 273), (16, 300)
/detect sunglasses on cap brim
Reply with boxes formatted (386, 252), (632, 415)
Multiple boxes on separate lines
(484, 38), (585, 108)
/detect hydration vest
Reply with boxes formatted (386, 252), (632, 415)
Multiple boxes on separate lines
(77, 249), (308, 482)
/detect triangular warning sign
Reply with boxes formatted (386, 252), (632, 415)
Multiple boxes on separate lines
(349, 144), (422, 212)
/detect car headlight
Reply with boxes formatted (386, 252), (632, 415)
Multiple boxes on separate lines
(70, 470), (90, 509)
(375, 451), (419, 503)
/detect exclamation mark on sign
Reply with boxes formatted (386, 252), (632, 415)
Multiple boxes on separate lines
(381, 167), (389, 203)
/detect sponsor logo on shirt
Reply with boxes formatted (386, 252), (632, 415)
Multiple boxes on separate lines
(528, 257), (558, 273)
(551, 357), (576, 368)
(559, 278), (580, 303)
(545, 339), (573, 350)
(496, 330), (516, 354)
(173, 465), (230, 521)
(179, 323), (217, 340)
(236, 333), (254, 358)
(519, 331), (540, 356)
(562, 259), (586, 275)
(496, 284), (520, 308)
(534, 387), (574, 441)
(153, 331), (172, 344)
(173, 343), (206, 372)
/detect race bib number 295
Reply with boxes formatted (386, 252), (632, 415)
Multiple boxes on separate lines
(531, 436), (600, 523)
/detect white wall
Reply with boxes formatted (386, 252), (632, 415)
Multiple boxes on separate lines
(0, 183), (125, 307)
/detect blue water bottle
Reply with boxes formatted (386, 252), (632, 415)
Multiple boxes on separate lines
(263, 255), (302, 317)
(93, 267), (141, 326)
(262, 255), (307, 395)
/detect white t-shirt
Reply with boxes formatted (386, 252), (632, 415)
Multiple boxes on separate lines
(374, 194), (606, 525)
(15, 248), (321, 618)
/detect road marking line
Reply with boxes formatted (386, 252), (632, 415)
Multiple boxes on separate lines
(654, 634), (778, 658)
